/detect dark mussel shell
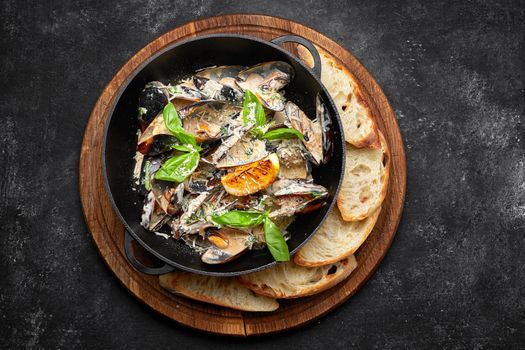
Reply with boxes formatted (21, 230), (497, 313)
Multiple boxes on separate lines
(137, 114), (177, 155)
(316, 94), (333, 164)
(138, 81), (169, 131)
(192, 76), (244, 103)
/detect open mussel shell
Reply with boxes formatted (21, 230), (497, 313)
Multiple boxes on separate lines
(195, 65), (244, 81)
(150, 181), (184, 216)
(137, 81), (169, 131)
(285, 101), (323, 165)
(186, 162), (224, 194)
(236, 61), (294, 111)
(137, 114), (177, 155)
(201, 228), (250, 264)
(140, 191), (170, 231)
(169, 80), (207, 102)
(214, 133), (269, 168)
(180, 101), (242, 143)
(192, 76), (244, 103)
(136, 156), (163, 196)
(267, 179), (329, 218)
(316, 94), (333, 164)
(267, 179), (328, 197)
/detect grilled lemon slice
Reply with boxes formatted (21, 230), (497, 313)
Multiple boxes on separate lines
(221, 153), (280, 196)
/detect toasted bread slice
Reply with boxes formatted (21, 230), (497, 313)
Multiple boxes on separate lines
(159, 271), (279, 312)
(337, 131), (389, 221)
(238, 256), (357, 299)
(297, 45), (380, 149)
(294, 206), (380, 267)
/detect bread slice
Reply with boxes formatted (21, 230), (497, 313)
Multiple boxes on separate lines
(159, 271), (279, 312)
(337, 131), (389, 221)
(294, 206), (380, 266)
(238, 256), (357, 299)
(297, 45), (380, 149)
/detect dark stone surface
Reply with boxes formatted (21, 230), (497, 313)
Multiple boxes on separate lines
(1, 0), (524, 348)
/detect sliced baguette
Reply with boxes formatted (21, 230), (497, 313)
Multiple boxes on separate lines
(337, 131), (389, 221)
(238, 256), (357, 299)
(297, 45), (380, 149)
(159, 271), (279, 312)
(294, 206), (380, 267)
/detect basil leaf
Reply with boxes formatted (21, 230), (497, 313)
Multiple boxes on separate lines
(212, 210), (265, 228)
(242, 90), (266, 126)
(154, 151), (200, 183)
(143, 160), (151, 190)
(263, 217), (290, 262)
(171, 144), (194, 153)
(172, 130), (200, 149)
(163, 102), (199, 148)
(263, 127), (304, 141)
(163, 102), (182, 133)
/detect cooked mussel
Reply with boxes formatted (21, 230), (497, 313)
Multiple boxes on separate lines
(137, 114), (177, 155)
(140, 191), (170, 231)
(236, 61), (294, 111)
(267, 179), (329, 218)
(214, 133), (269, 168)
(285, 101), (323, 165)
(316, 94), (333, 164)
(195, 65), (244, 82)
(181, 101), (242, 143)
(192, 76), (244, 103)
(168, 79), (207, 102)
(137, 81), (170, 131)
(201, 228), (250, 264)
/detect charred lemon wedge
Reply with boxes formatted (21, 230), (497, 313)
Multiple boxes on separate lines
(221, 153), (280, 196)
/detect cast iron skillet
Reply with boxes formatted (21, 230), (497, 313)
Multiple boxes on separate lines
(103, 34), (345, 276)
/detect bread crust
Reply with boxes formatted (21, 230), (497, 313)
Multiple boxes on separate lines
(297, 45), (380, 149)
(159, 272), (279, 312)
(237, 256), (357, 299)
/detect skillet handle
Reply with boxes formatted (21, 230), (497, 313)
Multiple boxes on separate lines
(271, 35), (322, 78)
(124, 231), (175, 275)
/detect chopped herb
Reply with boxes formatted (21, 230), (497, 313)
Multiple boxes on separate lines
(245, 147), (254, 156)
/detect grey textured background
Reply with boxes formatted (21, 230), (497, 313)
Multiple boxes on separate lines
(1, 0), (524, 348)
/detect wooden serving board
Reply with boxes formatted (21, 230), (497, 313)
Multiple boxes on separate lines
(79, 14), (406, 336)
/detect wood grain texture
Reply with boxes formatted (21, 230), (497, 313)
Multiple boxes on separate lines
(79, 14), (406, 336)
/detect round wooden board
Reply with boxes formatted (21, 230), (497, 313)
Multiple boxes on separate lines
(79, 14), (406, 336)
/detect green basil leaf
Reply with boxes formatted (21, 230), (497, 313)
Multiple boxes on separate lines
(163, 102), (199, 149)
(171, 144), (194, 153)
(154, 151), (200, 183)
(211, 210), (266, 228)
(263, 217), (290, 262)
(143, 160), (151, 191)
(263, 127), (304, 141)
(242, 90), (266, 126)
(163, 102), (182, 133)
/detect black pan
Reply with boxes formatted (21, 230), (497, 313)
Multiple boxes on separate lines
(103, 34), (345, 276)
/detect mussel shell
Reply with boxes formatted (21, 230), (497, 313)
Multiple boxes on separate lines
(195, 65), (244, 81)
(192, 76), (244, 103)
(141, 191), (171, 231)
(138, 81), (169, 131)
(285, 101), (323, 165)
(268, 179), (328, 197)
(169, 80), (206, 102)
(137, 114), (177, 155)
(236, 61), (294, 111)
(316, 94), (333, 164)
(214, 133), (269, 168)
(236, 61), (294, 86)
(201, 228), (250, 264)
(180, 101), (242, 142)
